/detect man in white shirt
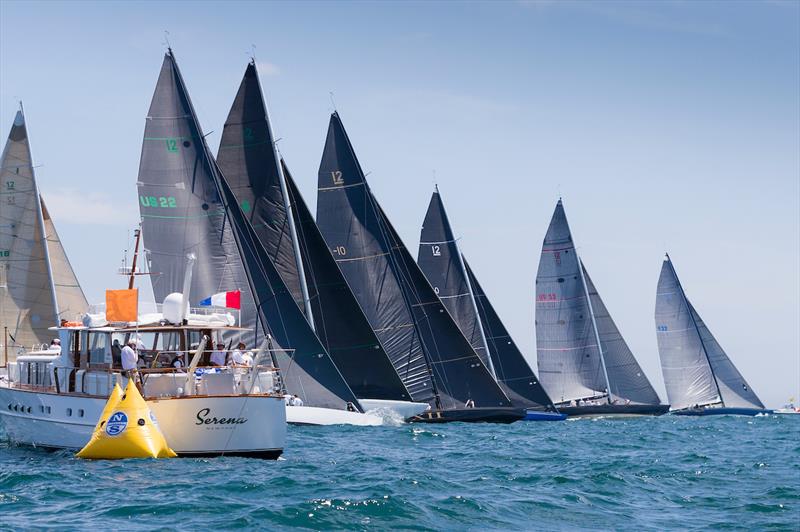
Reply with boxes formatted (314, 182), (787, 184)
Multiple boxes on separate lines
(230, 342), (252, 367)
(49, 338), (61, 355)
(291, 394), (304, 407)
(210, 343), (227, 366)
(121, 340), (138, 374)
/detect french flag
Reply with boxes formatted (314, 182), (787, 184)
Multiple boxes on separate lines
(199, 290), (241, 309)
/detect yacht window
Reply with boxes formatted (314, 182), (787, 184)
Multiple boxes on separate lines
(88, 333), (110, 365)
(46, 406), (51, 414)
(66, 408), (72, 416)
(78, 409), (85, 417)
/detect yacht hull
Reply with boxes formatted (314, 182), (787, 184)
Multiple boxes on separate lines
(408, 407), (526, 424)
(559, 404), (670, 418)
(524, 410), (567, 421)
(0, 385), (286, 458)
(672, 407), (772, 417)
(285, 405), (383, 426)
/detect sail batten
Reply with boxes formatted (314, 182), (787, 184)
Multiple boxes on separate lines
(316, 113), (512, 410)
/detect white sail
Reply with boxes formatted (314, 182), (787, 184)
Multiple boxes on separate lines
(1, 110), (86, 352)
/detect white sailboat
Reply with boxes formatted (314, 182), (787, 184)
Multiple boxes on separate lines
(0, 106), (88, 360)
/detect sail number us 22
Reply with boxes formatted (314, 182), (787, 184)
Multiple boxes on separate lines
(140, 196), (177, 208)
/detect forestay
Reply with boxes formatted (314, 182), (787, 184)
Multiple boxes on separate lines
(316, 112), (512, 410)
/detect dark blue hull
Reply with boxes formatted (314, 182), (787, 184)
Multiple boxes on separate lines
(559, 404), (671, 417)
(524, 410), (567, 421)
(672, 407), (772, 417)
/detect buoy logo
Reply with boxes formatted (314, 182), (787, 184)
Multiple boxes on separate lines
(105, 412), (128, 436)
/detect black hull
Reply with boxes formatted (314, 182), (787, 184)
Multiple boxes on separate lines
(408, 407), (526, 424)
(177, 449), (284, 460)
(672, 407), (771, 417)
(559, 404), (670, 418)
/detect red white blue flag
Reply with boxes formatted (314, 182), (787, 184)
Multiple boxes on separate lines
(199, 290), (241, 309)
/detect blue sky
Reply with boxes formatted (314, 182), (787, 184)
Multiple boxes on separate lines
(1, 0), (798, 407)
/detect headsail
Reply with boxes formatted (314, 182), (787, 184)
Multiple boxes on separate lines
(418, 190), (556, 410)
(535, 200), (607, 403)
(582, 262), (661, 405)
(215, 62), (410, 401)
(655, 256), (763, 410)
(137, 50), (257, 344)
(316, 112), (512, 410)
(0, 109), (87, 351)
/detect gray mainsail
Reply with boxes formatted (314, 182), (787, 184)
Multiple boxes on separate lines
(535, 199), (661, 405)
(582, 263), (661, 405)
(137, 50), (257, 344)
(418, 189), (557, 410)
(316, 112), (513, 410)
(655, 256), (764, 410)
(535, 200), (607, 403)
(215, 63), (410, 402)
(0, 108), (87, 351)
(138, 51), (358, 410)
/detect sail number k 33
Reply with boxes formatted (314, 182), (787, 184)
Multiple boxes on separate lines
(140, 196), (177, 208)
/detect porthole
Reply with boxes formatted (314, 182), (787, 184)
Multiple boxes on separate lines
(66, 408), (72, 416)
(201, 203), (209, 211)
(78, 409), (85, 417)
(26, 406), (31, 414)
(7, 404), (11, 411)
(46, 406), (51, 415)
(40, 406), (45, 413)
(557, 278), (564, 283)
(182, 140), (191, 147)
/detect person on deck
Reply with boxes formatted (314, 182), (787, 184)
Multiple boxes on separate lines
(465, 399), (475, 408)
(49, 338), (61, 355)
(111, 339), (122, 368)
(291, 395), (304, 407)
(230, 342), (249, 367)
(210, 343), (227, 366)
(121, 340), (138, 376)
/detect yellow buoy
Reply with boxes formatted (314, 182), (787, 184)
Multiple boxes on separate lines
(77, 378), (176, 459)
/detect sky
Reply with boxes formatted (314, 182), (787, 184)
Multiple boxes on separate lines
(1, 0), (798, 407)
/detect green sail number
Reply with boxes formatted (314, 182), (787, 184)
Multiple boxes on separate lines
(140, 196), (177, 208)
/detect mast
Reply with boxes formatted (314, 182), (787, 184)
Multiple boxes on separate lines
(128, 228), (142, 289)
(24, 103), (60, 325)
(577, 256), (612, 403)
(664, 254), (723, 405)
(250, 61), (314, 328)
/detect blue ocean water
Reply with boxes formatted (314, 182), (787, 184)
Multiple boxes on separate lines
(1, 415), (798, 530)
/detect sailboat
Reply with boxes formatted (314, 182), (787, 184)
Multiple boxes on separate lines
(535, 200), (668, 417)
(316, 112), (525, 423)
(215, 62), (427, 420)
(137, 50), (378, 425)
(417, 188), (564, 421)
(655, 254), (770, 416)
(0, 106), (88, 358)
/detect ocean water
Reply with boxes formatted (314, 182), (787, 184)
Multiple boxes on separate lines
(1, 415), (798, 530)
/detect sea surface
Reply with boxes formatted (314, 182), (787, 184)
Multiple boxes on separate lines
(1, 415), (798, 530)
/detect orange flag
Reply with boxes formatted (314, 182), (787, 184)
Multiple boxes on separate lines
(106, 289), (138, 322)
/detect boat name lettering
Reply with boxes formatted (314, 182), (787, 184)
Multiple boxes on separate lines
(195, 408), (247, 426)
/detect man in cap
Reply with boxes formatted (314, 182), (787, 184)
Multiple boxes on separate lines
(210, 342), (227, 367)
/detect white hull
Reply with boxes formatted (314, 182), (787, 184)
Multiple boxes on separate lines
(0, 385), (285, 457)
(286, 405), (383, 426)
(358, 398), (429, 419)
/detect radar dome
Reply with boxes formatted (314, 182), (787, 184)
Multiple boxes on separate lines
(162, 293), (189, 324)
